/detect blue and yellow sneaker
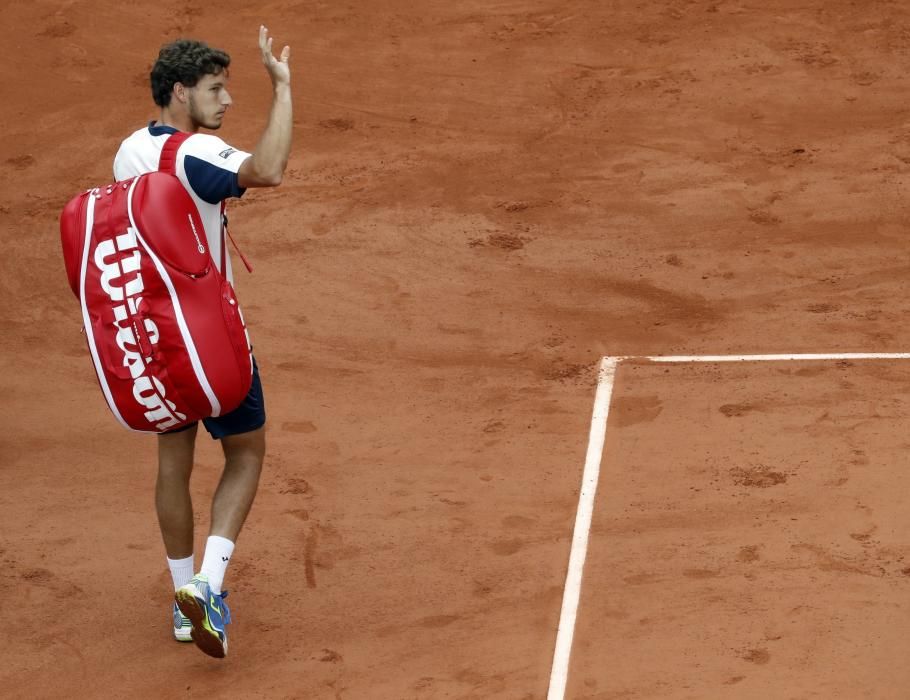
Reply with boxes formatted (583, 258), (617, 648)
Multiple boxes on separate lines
(175, 574), (232, 658)
(173, 603), (193, 642)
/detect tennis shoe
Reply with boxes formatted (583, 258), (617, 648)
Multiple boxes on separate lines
(173, 603), (193, 642)
(175, 574), (232, 658)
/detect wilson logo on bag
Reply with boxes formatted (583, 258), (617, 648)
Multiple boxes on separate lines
(59, 135), (252, 433)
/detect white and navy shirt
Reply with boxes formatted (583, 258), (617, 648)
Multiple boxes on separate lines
(113, 122), (251, 282)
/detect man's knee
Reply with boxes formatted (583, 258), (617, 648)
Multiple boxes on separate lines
(221, 425), (266, 464)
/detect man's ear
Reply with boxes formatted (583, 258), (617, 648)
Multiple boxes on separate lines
(173, 82), (188, 104)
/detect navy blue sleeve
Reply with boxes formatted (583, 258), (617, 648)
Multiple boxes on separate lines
(184, 155), (247, 204)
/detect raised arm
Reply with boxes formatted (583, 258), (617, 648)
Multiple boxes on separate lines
(238, 26), (292, 188)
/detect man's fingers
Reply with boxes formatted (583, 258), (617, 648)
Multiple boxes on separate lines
(258, 24), (289, 71)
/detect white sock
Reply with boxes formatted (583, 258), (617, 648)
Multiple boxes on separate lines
(200, 536), (235, 594)
(167, 555), (195, 592)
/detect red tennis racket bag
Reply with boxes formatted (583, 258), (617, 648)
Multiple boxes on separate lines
(59, 142), (252, 433)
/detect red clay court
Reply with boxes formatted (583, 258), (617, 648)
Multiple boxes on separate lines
(3, 1), (910, 697)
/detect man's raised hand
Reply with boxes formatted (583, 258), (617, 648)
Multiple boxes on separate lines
(259, 25), (290, 87)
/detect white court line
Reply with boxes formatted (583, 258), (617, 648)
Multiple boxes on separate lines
(642, 352), (910, 363)
(546, 351), (910, 700)
(547, 356), (618, 700)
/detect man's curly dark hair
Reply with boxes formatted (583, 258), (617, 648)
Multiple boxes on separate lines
(150, 39), (231, 107)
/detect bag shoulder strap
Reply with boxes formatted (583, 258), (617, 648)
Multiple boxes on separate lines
(158, 132), (192, 175)
(158, 130), (254, 275)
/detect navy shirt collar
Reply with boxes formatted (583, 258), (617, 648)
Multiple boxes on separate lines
(148, 121), (179, 136)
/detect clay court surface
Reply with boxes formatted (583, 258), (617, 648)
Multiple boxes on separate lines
(4, 0), (910, 697)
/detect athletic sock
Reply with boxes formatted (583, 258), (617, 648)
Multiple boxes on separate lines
(200, 536), (235, 594)
(167, 555), (195, 592)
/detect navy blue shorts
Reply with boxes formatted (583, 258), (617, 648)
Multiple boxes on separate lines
(165, 357), (266, 439)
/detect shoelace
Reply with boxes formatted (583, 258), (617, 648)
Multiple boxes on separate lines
(217, 590), (232, 625)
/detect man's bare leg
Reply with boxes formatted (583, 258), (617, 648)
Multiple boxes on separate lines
(156, 424), (198, 559)
(211, 426), (266, 541)
(190, 426), (266, 598)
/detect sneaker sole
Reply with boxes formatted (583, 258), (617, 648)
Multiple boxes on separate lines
(173, 625), (193, 643)
(175, 589), (228, 658)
